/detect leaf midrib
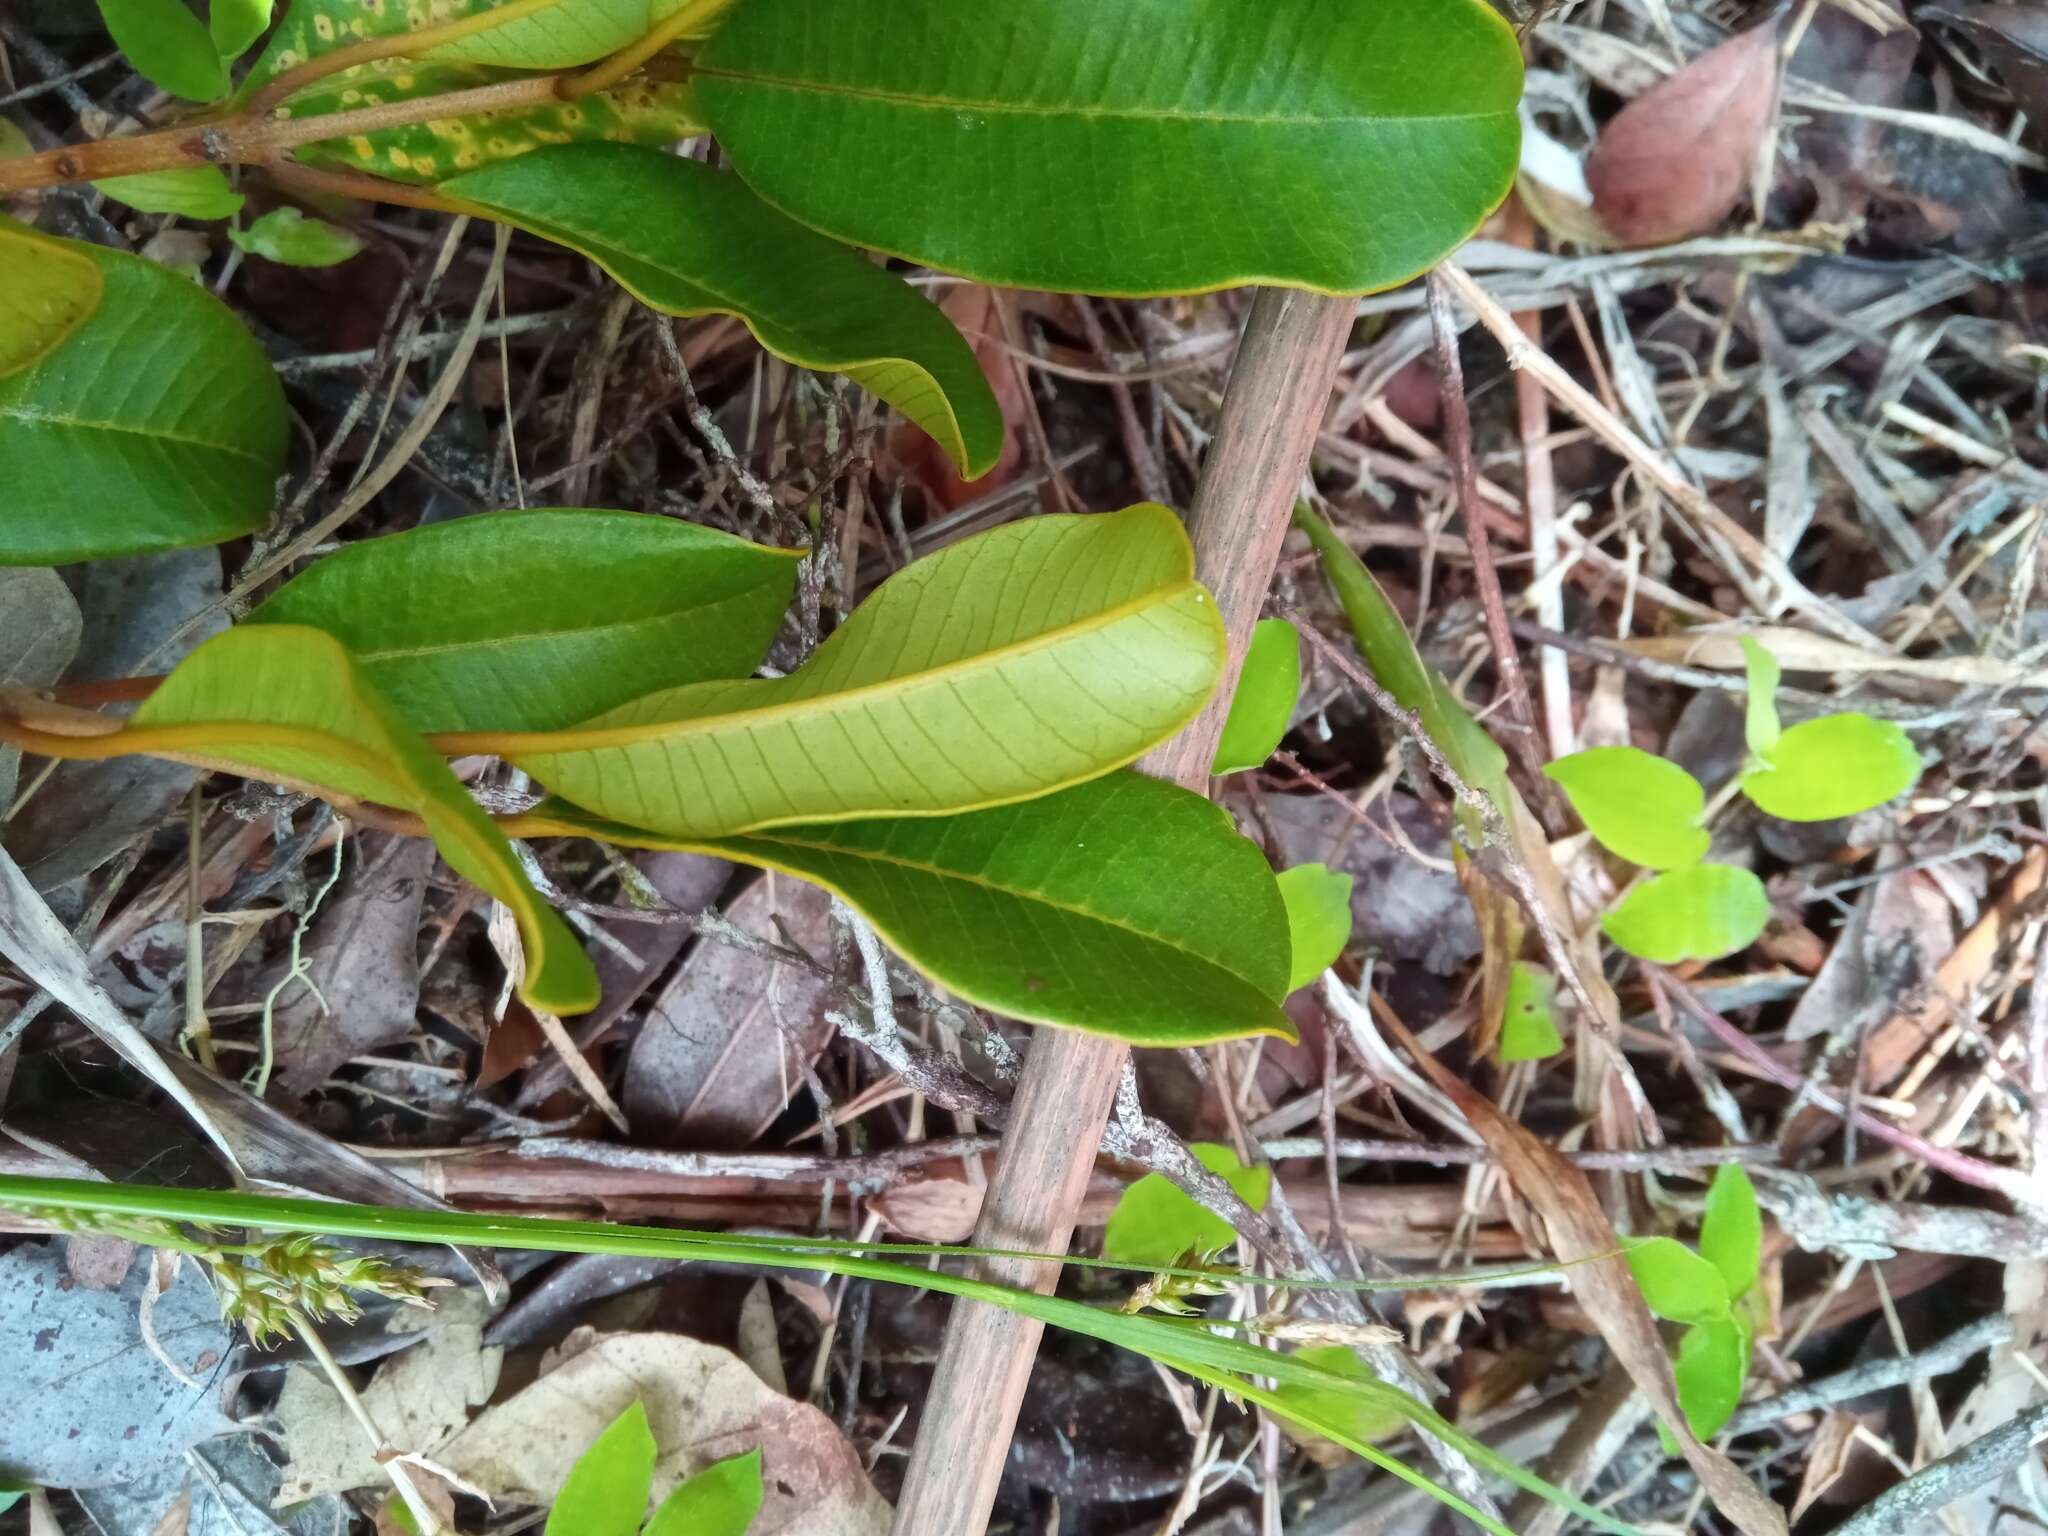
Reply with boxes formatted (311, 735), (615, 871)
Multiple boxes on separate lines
(735, 829), (1272, 1002)
(504, 574), (1211, 755)
(695, 66), (1516, 128)
(0, 403), (270, 461)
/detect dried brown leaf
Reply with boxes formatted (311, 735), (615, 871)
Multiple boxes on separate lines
(1925, 4), (2048, 121)
(1587, 22), (1783, 246)
(1792, 1411), (1864, 1521)
(1375, 1009), (1788, 1536)
(623, 874), (834, 1145)
(438, 1329), (890, 1534)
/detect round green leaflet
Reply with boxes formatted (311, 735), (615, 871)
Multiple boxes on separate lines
(1602, 863), (1768, 965)
(693, 0), (1524, 296)
(1739, 712), (1921, 822)
(1544, 746), (1710, 870)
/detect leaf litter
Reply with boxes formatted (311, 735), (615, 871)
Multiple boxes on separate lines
(2, 0), (2047, 1530)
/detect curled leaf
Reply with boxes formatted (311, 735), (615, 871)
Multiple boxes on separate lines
(442, 144), (1003, 479)
(1212, 618), (1301, 774)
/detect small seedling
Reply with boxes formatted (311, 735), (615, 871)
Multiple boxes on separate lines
(1104, 1142), (1271, 1313)
(1623, 1164), (1764, 1440)
(545, 1403), (762, 1536)
(1544, 639), (1922, 964)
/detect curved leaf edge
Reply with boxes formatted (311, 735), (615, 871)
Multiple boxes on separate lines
(519, 798), (1298, 1047)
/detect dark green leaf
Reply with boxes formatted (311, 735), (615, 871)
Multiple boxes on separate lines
(0, 1481), (25, 1516)
(1499, 960), (1563, 1062)
(545, 1402), (655, 1536)
(97, 0), (229, 100)
(443, 144), (1002, 479)
(1622, 1236), (1730, 1328)
(529, 771), (1296, 1045)
(642, 1449), (762, 1536)
(1673, 1320), (1747, 1440)
(0, 233), (286, 565)
(93, 166), (246, 218)
(131, 625), (598, 1014)
(506, 506), (1220, 838)
(1276, 862), (1352, 992)
(248, 509), (800, 731)
(230, 207), (363, 267)
(1212, 618), (1300, 774)
(0, 220), (103, 379)
(1739, 713), (1920, 822)
(1103, 1143), (1271, 1269)
(1739, 637), (1780, 760)
(211, 0), (273, 59)
(1545, 747), (1710, 870)
(1603, 864), (1768, 965)
(1699, 1164), (1761, 1302)
(695, 0), (1523, 296)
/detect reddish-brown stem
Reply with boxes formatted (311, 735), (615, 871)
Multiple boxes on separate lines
(1425, 270), (1552, 815)
(1651, 970), (2037, 1206)
(0, 75), (563, 193)
(265, 159), (474, 215)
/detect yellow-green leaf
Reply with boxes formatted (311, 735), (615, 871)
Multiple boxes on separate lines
(441, 144), (1002, 479)
(0, 221), (103, 380)
(1545, 746), (1710, 870)
(1739, 637), (1780, 760)
(129, 625), (598, 1014)
(212, 0), (274, 60)
(282, 59), (704, 184)
(94, 166), (246, 218)
(1738, 713), (1920, 822)
(1276, 862), (1351, 992)
(1499, 960), (1562, 1062)
(1212, 617), (1300, 775)
(1104, 1142), (1271, 1268)
(1602, 864), (1768, 966)
(503, 506), (1221, 839)
(526, 771), (1296, 1046)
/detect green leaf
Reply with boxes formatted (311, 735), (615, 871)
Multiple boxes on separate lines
(1738, 713), (1920, 822)
(130, 625), (599, 1014)
(0, 1481), (26, 1516)
(93, 166), (246, 218)
(545, 1402), (655, 1536)
(248, 509), (800, 732)
(643, 1450), (763, 1536)
(1105, 1142), (1272, 1268)
(1738, 637), (1780, 760)
(282, 59), (705, 184)
(529, 771), (1297, 1046)
(1623, 1236), (1731, 1328)
(506, 506), (1221, 838)
(0, 233), (286, 565)
(1499, 960), (1562, 1062)
(1293, 503), (1508, 817)
(1272, 1346), (1406, 1447)
(1602, 864), (1768, 965)
(1699, 1164), (1761, 1302)
(210, 0), (273, 59)
(230, 207), (363, 267)
(0, 220), (103, 379)
(1673, 1319), (1747, 1440)
(693, 0), (1523, 296)
(1544, 747), (1710, 870)
(1276, 862), (1352, 992)
(1212, 618), (1301, 774)
(443, 144), (1001, 479)
(97, 0), (230, 100)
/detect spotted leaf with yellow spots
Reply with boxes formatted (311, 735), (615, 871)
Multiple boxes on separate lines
(240, 0), (725, 100)
(280, 57), (702, 183)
